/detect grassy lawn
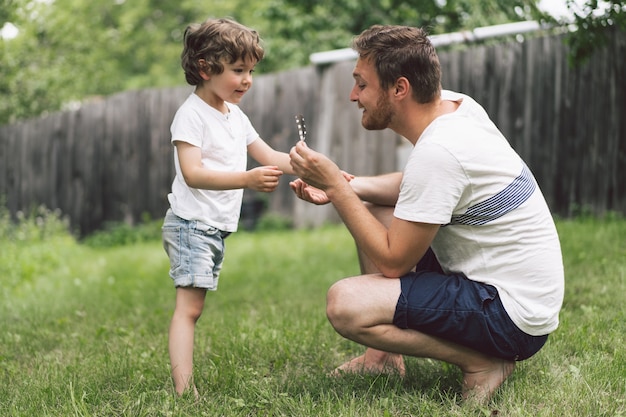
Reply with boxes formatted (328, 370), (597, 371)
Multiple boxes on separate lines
(0, 212), (625, 416)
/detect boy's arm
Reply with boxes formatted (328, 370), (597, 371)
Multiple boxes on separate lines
(247, 137), (295, 175)
(176, 141), (281, 192)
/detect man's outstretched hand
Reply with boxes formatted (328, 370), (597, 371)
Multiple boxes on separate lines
(289, 178), (330, 205)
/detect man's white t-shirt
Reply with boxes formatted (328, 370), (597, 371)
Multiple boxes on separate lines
(394, 90), (564, 336)
(168, 93), (259, 232)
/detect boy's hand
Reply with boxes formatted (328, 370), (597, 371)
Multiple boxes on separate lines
(246, 166), (283, 192)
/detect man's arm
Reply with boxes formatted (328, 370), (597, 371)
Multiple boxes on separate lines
(349, 172), (402, 206)
(290, 141), (438, 277)
(327, 179), (438, 277)
(289, 172), (399, 206)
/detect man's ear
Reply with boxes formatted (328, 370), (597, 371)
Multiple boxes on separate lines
(198, 59), (210, 81)
(393, 77), (410, 99)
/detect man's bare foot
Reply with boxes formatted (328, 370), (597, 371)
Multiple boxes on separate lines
(462, 358), (515, 404)
(330, 349), (406, 377)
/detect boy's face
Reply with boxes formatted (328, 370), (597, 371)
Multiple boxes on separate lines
(204, 58), (257, 105)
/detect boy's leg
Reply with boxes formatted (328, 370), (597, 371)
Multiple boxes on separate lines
(169, 287), (207, 396)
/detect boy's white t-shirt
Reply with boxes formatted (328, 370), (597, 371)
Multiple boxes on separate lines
(394, 90), (564, 336)
(168, 93), (259, 232)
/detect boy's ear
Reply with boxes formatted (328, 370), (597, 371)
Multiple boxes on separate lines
(198, 59), (211, 81)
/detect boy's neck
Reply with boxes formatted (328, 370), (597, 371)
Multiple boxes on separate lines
(194, 86), (228, 115)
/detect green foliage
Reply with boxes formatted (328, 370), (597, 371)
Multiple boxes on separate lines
(76, 206), (296, 247)
(537, 0), (626, 66)
(80, 213), (163, 248)
(0, 0), (540, 125)
(255, 0), (540, 74)
(0, 202), (70, 242)
(0, 0), (237, 124)
(565, 0), (626, 66)
(0, 203), (73, 296)
(1, 0), (624, 124)
(254, 212), (294, 231)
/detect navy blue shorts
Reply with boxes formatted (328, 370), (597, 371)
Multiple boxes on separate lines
(392, 249), (548, 361)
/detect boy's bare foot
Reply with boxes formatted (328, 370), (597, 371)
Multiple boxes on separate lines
(462, 358), (515, 404)
(175, 383), (199, 401)
(330, 350), (406, 377)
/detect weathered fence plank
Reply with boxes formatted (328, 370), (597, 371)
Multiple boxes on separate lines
(1, 30), (624, 235)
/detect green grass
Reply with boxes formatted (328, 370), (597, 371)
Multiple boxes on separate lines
(0, 212), (625, 416)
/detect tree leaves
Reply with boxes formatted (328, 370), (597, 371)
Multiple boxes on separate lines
(1, 0), (623, 124)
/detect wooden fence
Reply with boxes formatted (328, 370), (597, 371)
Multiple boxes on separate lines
(1, 29), (624, 236)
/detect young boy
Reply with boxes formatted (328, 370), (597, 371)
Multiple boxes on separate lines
(162, 18), (294, 397)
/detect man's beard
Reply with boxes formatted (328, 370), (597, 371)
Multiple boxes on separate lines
(361, 92), (393, 131)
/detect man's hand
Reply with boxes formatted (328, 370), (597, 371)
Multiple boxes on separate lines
(290, 171), (355, 205)
(289, 141), (345, 191)
(289, 179), (330, 205)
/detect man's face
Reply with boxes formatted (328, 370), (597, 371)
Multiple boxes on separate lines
(349, 57), (393, 131)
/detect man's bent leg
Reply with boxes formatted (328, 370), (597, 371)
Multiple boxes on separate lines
(327, 274), (515, 402)
(340, 204), (406, 375)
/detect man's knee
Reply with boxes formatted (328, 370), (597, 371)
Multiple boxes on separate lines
(327, 274), (401, 338)
(326, 279), (357, 335)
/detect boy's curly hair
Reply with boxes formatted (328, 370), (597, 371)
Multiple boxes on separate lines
(181, 18), (265, 86)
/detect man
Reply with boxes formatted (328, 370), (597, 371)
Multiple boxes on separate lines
(288, 25), (564, 402)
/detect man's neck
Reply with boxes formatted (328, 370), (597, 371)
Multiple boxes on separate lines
(394, 98), (460, 145)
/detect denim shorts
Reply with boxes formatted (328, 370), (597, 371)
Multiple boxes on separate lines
(161, 209), (230, 290)
(392, 249), (548, 361)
